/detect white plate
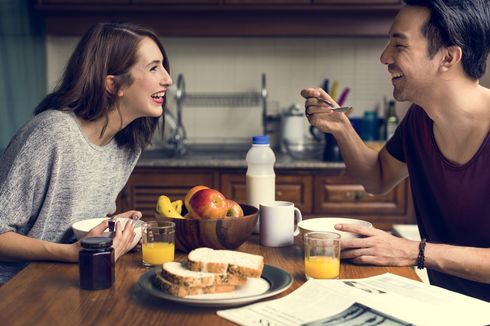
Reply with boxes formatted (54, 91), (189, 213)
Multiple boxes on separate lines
(138, 264), (293, 307)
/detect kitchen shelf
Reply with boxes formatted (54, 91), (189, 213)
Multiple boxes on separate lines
(35, 0), (402, 37)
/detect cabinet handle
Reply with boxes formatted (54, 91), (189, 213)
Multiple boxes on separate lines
(276, 191), (283, 197)
(345, 191), (363, 201)
(354, 192), (362, 201)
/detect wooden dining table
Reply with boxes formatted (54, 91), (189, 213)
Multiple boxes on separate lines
(0, 236), (420, 325)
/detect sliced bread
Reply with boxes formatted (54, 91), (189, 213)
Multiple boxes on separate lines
(153, 271), (236, 297)
(160, 261), (247, 287)
(160, 261), (216, 288)
(187, 247), (264, 278)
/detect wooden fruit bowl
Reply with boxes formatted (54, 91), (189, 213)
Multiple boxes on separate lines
(155, 204), (258, 252)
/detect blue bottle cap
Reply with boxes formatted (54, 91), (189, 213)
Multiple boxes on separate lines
(252, 135), (269, 144)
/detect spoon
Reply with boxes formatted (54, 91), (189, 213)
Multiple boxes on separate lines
(316, 97), (352, 113)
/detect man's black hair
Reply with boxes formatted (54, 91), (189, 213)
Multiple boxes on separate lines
(404, 0), (490, 79)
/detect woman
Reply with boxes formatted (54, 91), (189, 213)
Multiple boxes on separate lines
(0, 22), (172, 284)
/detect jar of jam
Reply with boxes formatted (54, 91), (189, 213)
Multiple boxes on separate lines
(79, 237), (115, 290)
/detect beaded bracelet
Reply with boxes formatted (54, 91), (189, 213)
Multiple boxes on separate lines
(417, 238), (427, 269)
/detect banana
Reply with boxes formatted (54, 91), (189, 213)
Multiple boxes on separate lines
(171, 200), (183, 215)
(156, 195), (184, 219)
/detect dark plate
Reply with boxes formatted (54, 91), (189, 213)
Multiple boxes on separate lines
(138, 264), (293, 307)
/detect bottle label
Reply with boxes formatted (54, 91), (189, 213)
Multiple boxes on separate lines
(386, 123), (398, 140)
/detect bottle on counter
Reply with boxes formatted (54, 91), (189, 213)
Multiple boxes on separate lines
(385, 100), (399, 140)
(246, 135), (276, 234)
(79, 236), (115, 290)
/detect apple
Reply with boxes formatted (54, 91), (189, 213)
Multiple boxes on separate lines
(225, 200), (244, 218)
(189, 188), (228, 219)
(184, 185), (209, 214)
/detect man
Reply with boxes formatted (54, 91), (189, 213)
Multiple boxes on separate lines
(302, 0), (490, 301)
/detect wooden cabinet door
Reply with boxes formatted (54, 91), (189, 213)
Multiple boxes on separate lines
(131, 0), (218, 4)
(220, 173), (313, 213)
(313, 174), (413, 229)
(118, 168), (217, 218)
(224, 0), (310, 4)
(39, 0), (130, 3)
(313, 0), (401, 4)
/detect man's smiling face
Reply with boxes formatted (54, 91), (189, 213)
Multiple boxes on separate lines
(380, 5), (444, 102)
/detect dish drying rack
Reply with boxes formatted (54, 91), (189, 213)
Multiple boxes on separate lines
(167, 73), (268, 157)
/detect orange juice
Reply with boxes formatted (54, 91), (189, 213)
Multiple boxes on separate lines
(305, 256), (340, 279)
(142, 242), (175, 266)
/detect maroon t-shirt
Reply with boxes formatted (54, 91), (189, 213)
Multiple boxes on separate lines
(386, 105), (490, 302)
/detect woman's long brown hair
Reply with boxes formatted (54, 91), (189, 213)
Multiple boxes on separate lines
(35, 22), (169, 150)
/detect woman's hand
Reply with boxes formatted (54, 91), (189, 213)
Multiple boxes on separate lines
(81, 210), (143, 262)
(301, 87), (351, 135)
(110, 210), (142, 221)
(110, 219), (136, 261)
(336, 223), (419, 267)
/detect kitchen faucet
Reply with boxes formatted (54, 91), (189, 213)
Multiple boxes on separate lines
(167, 73), (188, 157)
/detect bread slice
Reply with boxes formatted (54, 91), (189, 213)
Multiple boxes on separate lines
(187, 247), (264, 278)
(153, 271), (236, 297)
(160, 261), (216, 288)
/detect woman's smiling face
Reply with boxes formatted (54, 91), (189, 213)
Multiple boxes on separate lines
(118, 37), (172, 120)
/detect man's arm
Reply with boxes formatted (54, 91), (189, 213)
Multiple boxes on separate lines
(335, 128), (408, 194)
(338, 224), (490, 284)
(425, 243), (490, 284)
(302, 87), (408, 194)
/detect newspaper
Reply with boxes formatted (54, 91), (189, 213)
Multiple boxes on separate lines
(217, 273), (490, 326)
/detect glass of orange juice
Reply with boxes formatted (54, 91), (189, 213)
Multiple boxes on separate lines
(142, 221), (175, 267)
(304, 231), (341, 280)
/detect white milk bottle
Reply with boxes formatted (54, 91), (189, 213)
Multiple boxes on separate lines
(246, 135), (276, 233)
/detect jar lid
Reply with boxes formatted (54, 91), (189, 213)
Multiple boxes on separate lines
(80, 237), (113, 249)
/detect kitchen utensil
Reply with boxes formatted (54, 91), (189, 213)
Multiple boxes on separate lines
(322, 79), (329, 93)
(316, 97), (352, 113)
(337, 87), (350, 106)
(280, 104), (306, 153)
(330, 80), (339, 100)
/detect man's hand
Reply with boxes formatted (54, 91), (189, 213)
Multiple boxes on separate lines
(336, 223), (419, 267)
(301, 87), (351, 135)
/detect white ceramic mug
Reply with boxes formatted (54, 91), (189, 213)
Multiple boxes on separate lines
(259, 201), (302, 247)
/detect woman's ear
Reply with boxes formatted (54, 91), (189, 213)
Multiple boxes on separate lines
(440, 46), (462, 72)
(105, 75), (123, 96)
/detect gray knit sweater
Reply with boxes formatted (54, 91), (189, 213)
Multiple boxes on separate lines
(0, 110), (141, 284)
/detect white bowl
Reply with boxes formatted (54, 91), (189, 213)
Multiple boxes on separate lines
(298, 217), (372, 240)
(72, 217), (142, 250)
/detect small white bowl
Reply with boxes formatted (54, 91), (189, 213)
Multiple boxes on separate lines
(72, 217), (142, 250)
(298, 217), (372, 240)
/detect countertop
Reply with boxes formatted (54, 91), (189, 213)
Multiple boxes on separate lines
(138, 144), (346, 169)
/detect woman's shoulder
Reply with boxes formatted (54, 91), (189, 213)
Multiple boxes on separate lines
(5, 110), (76, 155)
(33, 109), (75, 128)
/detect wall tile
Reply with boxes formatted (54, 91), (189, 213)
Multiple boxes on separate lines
(47, 36), (400, 144)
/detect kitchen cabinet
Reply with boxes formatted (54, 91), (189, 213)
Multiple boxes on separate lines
(132, 0), (218, 4)
(118, 166), (413, 229)
(313, 173), (412, 230)
(118, 168), (219, 218)
(220, 172), (313, 213)
(314, 0), (401, 4)
(224, 0), (310, 4)
(40, 0), (129, 3)
(36, 0), (402, 37)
